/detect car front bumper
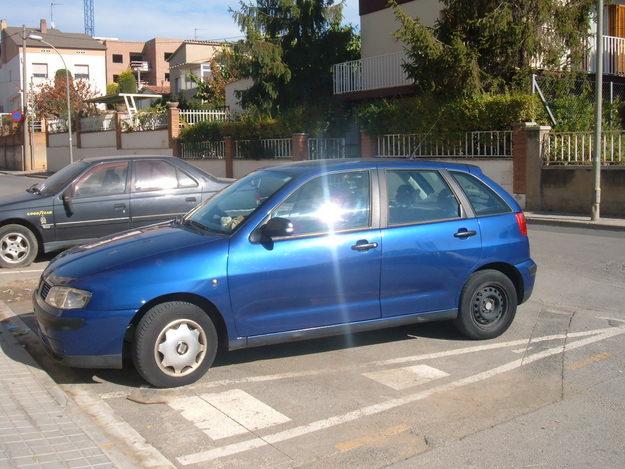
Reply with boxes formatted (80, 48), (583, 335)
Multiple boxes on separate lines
(33, 291), (136, 369)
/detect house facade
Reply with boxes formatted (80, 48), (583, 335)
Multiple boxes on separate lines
(167, 40), (225, 101)
(0, 19), (106, 113)
(333, 0), (625, 98)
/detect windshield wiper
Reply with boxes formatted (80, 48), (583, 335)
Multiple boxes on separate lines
(182, 218), (217, 234)
(25, 184), (41, 194)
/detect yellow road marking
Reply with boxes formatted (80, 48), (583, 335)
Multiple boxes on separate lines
(335, 423), (411, 453)
(567, 352), (612, 370)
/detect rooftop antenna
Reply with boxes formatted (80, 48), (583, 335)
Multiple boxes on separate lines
(50, 2), (63, 28)
(83, 0), (94, 36)
(193, 28), (210, 40)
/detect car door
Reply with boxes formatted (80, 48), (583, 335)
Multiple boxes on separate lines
(53, 160), (130, 242)
(228, 170), (382, 337)
(380, 168), (482, 318)
(130, 159), (203, 228)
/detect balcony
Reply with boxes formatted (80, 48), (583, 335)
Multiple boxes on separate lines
(587, 34), (625, 76)
(332, 51), (412, 95)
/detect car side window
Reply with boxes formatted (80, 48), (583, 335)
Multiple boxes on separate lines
(273, 171), (371, 237)
(72, 162), (128, 198)
(386, 170), (460, 226)
(177, 169), (198, 188)
(451, 171), (511, 216)
(133, 160), (179, 192)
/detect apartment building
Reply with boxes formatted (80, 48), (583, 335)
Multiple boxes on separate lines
(101, 37), (182, 88)
(0, 19), (106, 113)
(167, 40), (225, 100)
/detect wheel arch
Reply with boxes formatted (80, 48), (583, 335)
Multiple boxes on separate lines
(473, 262), (524, 304)
(125, 292), (230, 353)
(0, 218), (44, 254)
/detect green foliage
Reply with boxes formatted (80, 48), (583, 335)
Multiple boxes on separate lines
(117, 69), (137, 94)
(106, 82), (119, 96)
(54, 69), (73, 82)
(230, 0), (360, 114)
(357, 94), (543, 135)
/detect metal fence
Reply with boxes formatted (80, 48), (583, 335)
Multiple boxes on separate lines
(308, 138), (346, 159)
(120, 114), (168, 132)
(179, 110), (230, 127)
(180, 141), (225, 160)
(333, 51), (411, 94)
(47, 119), (68, 134)
(80, 114), (116, 132)
(544, 131), (625, 165)
(234, 138), (292, 159)
(377, 131), (513, 158)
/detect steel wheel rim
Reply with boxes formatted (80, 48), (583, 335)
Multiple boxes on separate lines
(0, 232), (31, 264)
(153, 319), (207, 377)
(471, 284), (508, 327)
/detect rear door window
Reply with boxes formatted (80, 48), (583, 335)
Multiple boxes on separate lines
(451, 171), (511, 216)
(133, 160), (179, 192)
(385, 170), (460, 225)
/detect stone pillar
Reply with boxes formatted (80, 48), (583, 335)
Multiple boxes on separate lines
(291, 133), (308, 161)
(360, 130), (377, 158)
(519, 122), (551, 211)
(115, 112), (122, 150)
(224, 136), (234, 178)
(43, 119), (49, 149)
(167, 102), (180, 148)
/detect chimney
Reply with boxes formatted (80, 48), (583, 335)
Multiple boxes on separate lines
(40, 18), (47, 34)
(0, 19), (7, 31)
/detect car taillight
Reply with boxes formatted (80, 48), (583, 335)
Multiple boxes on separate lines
(515, 212), (528, 236)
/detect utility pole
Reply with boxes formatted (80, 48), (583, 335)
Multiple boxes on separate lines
(592, 0), (603, 221)
(21, 25), (32, 171)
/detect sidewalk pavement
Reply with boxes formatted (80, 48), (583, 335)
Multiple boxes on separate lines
(0, 310), (116, 468)
(525, 211), (625, 232)
(0, 170), (50, 178)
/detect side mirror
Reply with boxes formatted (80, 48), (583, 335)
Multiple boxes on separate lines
(61, 190), (73, 212)
(250, 217), (294, 243)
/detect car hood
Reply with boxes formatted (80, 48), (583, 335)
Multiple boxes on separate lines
(45, 222), (226, 281)
(0, 191), (52, 211)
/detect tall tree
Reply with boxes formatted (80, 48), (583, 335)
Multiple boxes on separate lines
(231, 0), (360, 113)
(32, 71), (97, 119)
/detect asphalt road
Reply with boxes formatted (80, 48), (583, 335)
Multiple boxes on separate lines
(0, 173), (43, 197)
(0, 173), (624, 467)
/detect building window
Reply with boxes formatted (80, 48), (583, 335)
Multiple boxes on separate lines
(164, 52), (172, 61)
(200, 63), (211, 80)
(32, 63), (48, 79)
(113, 74), (119, 82)
(75, 64), (89, 80)
(130, 53), (143, 62)
(112, 54), (123, 63)
(164, 73), (170, 82)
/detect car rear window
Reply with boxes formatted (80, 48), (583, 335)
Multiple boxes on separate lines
(451, 171), (511, 216)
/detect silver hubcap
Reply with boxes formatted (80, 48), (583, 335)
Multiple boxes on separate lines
(154, 319), (207, 377)
(0, 232), (31, 264)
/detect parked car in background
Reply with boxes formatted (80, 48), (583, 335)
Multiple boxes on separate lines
(0, 155), (231, 268)
(33, 159), (536, 388)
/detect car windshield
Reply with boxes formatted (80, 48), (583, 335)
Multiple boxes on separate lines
(34, 161), (90, 195)
(182, 170), (294, 234)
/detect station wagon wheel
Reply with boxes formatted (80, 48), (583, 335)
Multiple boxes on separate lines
(0, 224), (39, 269)
(454, 270), (517, 340)
(132, 301), (218, 388)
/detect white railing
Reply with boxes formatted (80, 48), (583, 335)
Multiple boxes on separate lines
(333, 51), (411, 94)
(587, 34), (625, 76)
(308, 138), (347, 159)
(180, 140), (225, 160)
(80, 114), (116, 132)
(545, 131), (625, 165)
(235, 138), (292, 159)
(377, 131), (513, 158)
(121, 113), (168, 132)
(179, 109), (230, 127)
(47, 119), (68, 134)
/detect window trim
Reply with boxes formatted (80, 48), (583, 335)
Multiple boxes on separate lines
(69, 161), (130, 199)
(379, 168), (470, 229)
(131, 159), (185, 193)
(175, 167), (199, 189)
(449, 170), (512, 217)
(252, 169), (380, 242)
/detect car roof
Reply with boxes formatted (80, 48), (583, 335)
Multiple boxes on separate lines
(80, 155), (175, 163)
(269, 159), (480, 176)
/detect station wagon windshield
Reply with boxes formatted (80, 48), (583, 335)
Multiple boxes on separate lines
(183, 170), (293, 234)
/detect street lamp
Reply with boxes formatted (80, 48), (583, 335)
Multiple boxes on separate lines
(28, 33), (73, 163)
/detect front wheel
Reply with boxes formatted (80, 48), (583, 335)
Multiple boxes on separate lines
(454, 270), (517, 340)
(0, 224), (39, 268)
(132, 301), (218, 388)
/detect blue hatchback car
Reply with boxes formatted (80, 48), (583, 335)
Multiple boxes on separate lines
(34, 160), (536, 387)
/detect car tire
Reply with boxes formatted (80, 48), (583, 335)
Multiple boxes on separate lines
(0, 224), (39, 269)
(454, 270), (517, 340)
(132, 301), (218, 388)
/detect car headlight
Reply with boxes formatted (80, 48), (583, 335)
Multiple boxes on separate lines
(45, 286), (92, 310)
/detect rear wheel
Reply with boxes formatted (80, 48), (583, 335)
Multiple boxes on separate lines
(132, 301), (218, 388)
(454, 270), (517, 340)
(0, 224), (38, 268)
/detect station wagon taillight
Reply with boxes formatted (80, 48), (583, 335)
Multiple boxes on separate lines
(515, 212), (528, 236)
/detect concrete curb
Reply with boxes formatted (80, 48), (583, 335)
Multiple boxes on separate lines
(526, 217), (625, 232)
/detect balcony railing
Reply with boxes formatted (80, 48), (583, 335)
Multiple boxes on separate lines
(587, 34), (625, 76)
(332, 51), (412, 94)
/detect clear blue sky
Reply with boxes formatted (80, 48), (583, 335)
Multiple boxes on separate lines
(2, 0), (360, 41)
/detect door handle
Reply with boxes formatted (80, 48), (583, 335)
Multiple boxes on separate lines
(351, 240), (379, 252)
(113, 203), (126, 211)
(185, 197), (197, 203)
(454, 229), (477, 239)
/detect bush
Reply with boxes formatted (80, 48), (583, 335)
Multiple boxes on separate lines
(357, 93), (544, 135)
(118, 70), (137, 94)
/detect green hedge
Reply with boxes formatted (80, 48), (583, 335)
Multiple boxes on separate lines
(356, 93), (545, 135)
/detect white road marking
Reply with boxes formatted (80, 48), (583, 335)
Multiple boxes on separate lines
(0, 268), (44, 275)
(201, 389), (291, 431)
(511, 347), (532, 354)
(169, 396), (248, 440)
(363, 365), (449, 390)
(177, 326), (625, 465)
